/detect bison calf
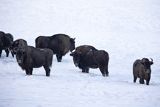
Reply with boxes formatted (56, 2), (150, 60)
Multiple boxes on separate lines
(133, 58), (153, 85)
(16, 46), (53, 77)
(70, 45), (109, 77)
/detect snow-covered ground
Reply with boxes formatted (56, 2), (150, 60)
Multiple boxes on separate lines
(0, 0), (160, 107)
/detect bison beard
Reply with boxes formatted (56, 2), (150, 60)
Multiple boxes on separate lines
(16, 46), (53, 77)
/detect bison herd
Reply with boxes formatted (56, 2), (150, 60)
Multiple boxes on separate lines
(0, 31), (154, 85)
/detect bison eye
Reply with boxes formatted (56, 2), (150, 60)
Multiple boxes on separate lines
(22, 51), (25, 55)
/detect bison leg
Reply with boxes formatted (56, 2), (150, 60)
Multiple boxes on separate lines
(25, 68), (33, 75)
(105, 67), (109, 76)
(0, 49), (2, 57)
(5, 49), (9, 57)
(44, 66), (50, 77)
(139, 78), (144, 84)
(133, 75), (137, 83)
(99, 66), (106, 77)
(82, 68), (89, 73)
(85, 68), (89, 73)
(146, 80), (150, 85)
(82, 69), (85, 73)
(11, 51), (14, 57)
(25, 70), (30, 75)
(29, 68), (33, 75)
(146, 78), (150, 85)
(56, 54), (62, 62)
(104, 61), (109, 76)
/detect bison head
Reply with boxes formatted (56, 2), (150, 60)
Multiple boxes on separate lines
(16, 48), (26, 64)
(70, 51), (81, 67)
(141, 58), (153, 73)
(10, 39), (27, 54)
(69, 38), (75, 52)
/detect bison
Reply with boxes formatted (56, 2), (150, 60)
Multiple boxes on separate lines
(16, 46), (53, 76)
(70, 45), (109, 77)
(35, 34), (75, 62)
(133, 58), (153, 85)
(0, 31), (14, 57)
(10, 39), (28, 55)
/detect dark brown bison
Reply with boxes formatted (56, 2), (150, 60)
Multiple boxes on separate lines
(10, 39), (28, 55)
(35, 34), (75, 62)
(70, 45), (109, 77)
(16, 46), (53, 76)
(0, 31), (14, 57)
(133, 58), (153, 85)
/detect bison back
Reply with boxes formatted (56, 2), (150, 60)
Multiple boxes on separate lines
(35, 36), (51, 48)
(75, 45), (98, 55)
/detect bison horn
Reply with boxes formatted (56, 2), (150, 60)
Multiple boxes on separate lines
(150, 58), (153, 65)
(150, 58), (153, 62)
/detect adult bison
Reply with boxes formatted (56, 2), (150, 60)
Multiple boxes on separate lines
(133, 58), (153, 85)
(35, 34), (75, 62)
(16, 46), (53, 76)
(70, 45), (109, 77)
(0, 31), (14, 57)
(10, 39), (28, 55)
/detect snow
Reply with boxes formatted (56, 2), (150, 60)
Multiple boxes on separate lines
(0, 0), (160, 107)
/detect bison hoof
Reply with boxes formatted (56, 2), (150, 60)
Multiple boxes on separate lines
(106, 73), (109, 76)
(57, 60), (62, 62)
(46, 73), (50, 77)
(102, 74), (109, 77)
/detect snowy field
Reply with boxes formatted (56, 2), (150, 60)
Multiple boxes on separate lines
(0, 0), (160, 107)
